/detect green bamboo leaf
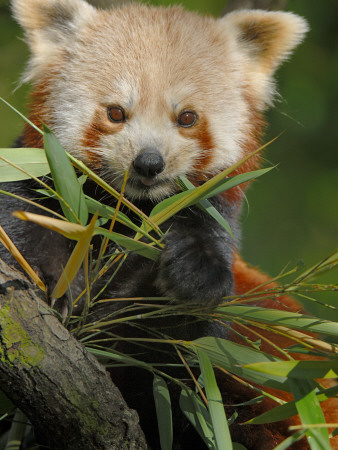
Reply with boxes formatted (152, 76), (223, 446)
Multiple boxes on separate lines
(289, 379), (331, 449)
(194, 167), (274, 203)
(86, 347), (150, 369)
(190, 337), (289, 391)
(246, 386), (338, 425)
(243, 360), (338, 379)
(179, 388), (215, 449)
(175, 168), (275, 244)
(232, 444), (248, 450)
(153, 375), (173, 450)
(177, 176), (234, 237)
(51, 213), (97, 299)
(85, 196), (144, 234)
(274, 431), (307, 450)
(197, 199), (234, 237)
(13, 210), (86, 240)
(197, 349), (233, 450)
(0, 97), (43, 136)
(289, 249), (338, 286)
(216, 305), (338, 337)
(150, 189), (194, 220)
(95, 227), (161, 260)
(43, 126), (88, 225)
(0, 148), (50, 181)
(68, 152), (161, 233)
(150, 141), (275, 227)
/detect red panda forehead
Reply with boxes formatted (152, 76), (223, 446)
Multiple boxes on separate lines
(64, 9), (241, 115)
(80, 5), (235, 80)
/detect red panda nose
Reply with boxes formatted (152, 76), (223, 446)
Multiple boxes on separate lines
(133, 151), (165, 178)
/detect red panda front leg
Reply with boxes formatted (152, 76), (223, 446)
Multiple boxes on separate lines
(156, 196), (239, 304)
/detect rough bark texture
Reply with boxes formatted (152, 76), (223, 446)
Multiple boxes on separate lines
(223, 0), (287, 12)
(0, 260), (147, 450)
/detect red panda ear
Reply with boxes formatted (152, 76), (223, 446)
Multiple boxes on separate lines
(11, 0), (96, 81)
(220, 9), (308, 108)
(222, 9), (308, 74)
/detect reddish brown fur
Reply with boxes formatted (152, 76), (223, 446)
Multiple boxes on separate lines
(81, 108), (124, 168)
(179, 116), (214, 178)
(12, 2), (333, 447)
(192, 117), (214, 174)
(224, 93), (266, 204)
(232, 254), (338, 449)
(183, 95), (265, 201)
(21, 80), (51, 149)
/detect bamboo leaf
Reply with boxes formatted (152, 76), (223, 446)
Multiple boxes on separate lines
(150, 190), (193, 221)
(0, 148), (49, 181)
(43, 126), (88, 225)
(194, 167), (274, 203)
(0, 97), (43, 135)
(150, 142), (275, 227)
(85, 196), (141, 233)
(68, 152), (161, 233)
(216, 305), (338, 337)
(243, 361), (338, 379)
(96, 227), (161, 261)
(189, 337), (289, 391)
(197, 199), (234, 237)
(0, 225), (46, 292)
(246, 386), (338, 425)
(153, 375), (173, 450)
(289, 379), (331, 449)
(179, 388), (215, 448)
(290, 249), (338, 286)
(177, 176), (234, 237)
(13, 211), (86, 240)
(197, 349), (233, 450)
(86, 347), (150, 369)
(274, 431), (307, 450)
(51, 213), (97, 299)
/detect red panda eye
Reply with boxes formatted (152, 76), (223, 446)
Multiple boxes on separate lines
(177, 110), (197, 128)
(107, 106), (126, 123)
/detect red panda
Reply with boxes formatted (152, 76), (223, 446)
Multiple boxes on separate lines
(0, 0), (337, 449)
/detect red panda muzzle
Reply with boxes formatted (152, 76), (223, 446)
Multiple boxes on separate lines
(133, 150), (165, 178)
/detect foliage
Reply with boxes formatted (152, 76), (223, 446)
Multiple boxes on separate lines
(1, 0), (338, 295)
(0, 104), (337, 449)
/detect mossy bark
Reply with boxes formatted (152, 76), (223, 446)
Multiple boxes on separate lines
(0, 260), (147, 450)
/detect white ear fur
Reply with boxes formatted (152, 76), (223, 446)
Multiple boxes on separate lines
(221, 9), (308, 107)
(223, 9), (308, 73)
(11, 0), (96, 81)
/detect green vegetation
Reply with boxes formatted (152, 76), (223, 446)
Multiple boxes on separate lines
(0, 0), (337, 308)
(0, 118), (337, 449)
(0, 1), (337, 448)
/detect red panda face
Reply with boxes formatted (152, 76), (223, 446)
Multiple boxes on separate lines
(37, 10), (251, 202)
(12, 0), (308, 202)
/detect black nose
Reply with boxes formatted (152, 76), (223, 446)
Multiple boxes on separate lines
(133, 151), (165, 177)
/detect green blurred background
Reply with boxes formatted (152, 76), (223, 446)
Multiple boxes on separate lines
(0, 0), (337, 313)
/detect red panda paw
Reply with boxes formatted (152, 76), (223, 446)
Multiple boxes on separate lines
(156, 230), (233, 304)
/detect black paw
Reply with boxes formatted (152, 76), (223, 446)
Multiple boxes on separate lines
(156, 230), (233, 304)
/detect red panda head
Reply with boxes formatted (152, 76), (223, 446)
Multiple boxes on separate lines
(12, 0), (308, 202)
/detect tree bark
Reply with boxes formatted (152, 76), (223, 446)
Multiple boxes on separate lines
(0, 260), (147, 450)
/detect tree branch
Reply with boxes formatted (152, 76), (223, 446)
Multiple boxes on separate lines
(0, 260), (147, 450)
